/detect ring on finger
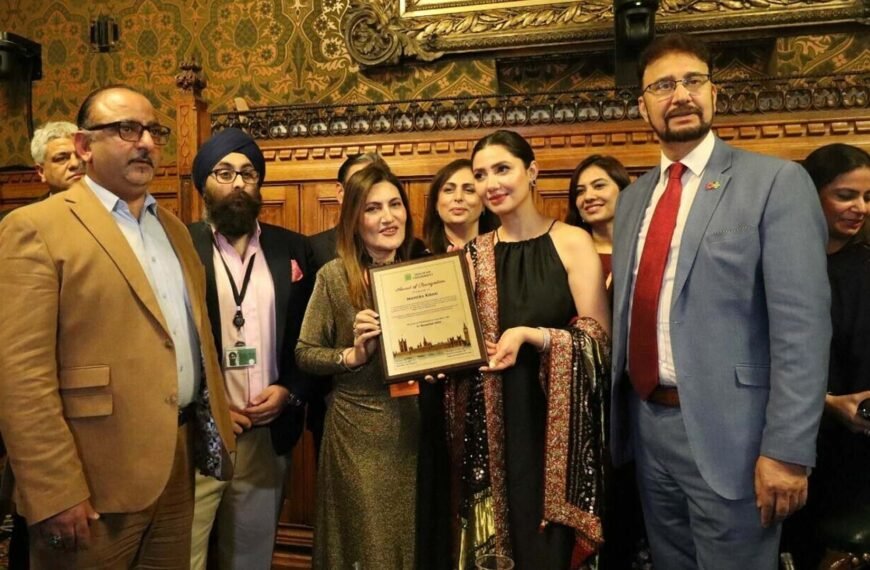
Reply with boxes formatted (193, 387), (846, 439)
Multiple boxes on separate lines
(47, 534), (64, 549)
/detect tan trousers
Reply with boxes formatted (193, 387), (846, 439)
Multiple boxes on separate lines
(30, 424), (194, 570)
(190, 426), (289, 570)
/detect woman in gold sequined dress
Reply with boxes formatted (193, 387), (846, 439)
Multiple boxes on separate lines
(296, 163), (435, 569)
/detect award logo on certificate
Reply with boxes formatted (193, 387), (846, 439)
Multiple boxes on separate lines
(369, 251), (486, 383)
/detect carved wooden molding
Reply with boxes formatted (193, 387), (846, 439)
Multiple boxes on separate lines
(209, 72), (869, 140)
(341, 0), (868, 66)
(0, 165), (181, 206)
(247, 111), (870, 176)
(174, 60), (207, 95)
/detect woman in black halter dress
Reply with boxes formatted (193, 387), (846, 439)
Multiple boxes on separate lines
(446, 130), (611, 569)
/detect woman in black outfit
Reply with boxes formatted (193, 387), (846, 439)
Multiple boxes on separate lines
(785, 143), (870, 567)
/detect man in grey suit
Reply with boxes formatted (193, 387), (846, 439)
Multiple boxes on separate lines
(610, 34), (831, 569)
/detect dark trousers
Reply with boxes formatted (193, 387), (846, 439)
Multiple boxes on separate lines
(9, 513), (29, 569)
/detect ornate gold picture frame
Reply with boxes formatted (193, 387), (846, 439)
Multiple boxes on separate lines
(342, 0), (868, 67)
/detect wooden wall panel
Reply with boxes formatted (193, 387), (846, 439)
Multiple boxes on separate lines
(3, 112), (867, 227)
(260, 184), (302, 232)
(299, 181), (340, 236)
(536, 176), (572, 224)
(0, 176), (45, 213)
(405, 179), (431, 239)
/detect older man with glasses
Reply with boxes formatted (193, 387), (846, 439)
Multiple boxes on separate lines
(0, 84), (235, 569)
(609, 34), (830, 569)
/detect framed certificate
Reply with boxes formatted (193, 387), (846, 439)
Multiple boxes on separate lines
(369, 251), (487, 383)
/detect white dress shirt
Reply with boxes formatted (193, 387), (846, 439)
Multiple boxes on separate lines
(86, 176), (201, 406)
(629, 130), (716, 386)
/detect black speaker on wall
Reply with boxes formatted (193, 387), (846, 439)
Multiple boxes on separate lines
(90, 15), (119, 53)
(614, 0), (659, 89)
(0, 32), (41, 81)
(0, 32), (42, 160)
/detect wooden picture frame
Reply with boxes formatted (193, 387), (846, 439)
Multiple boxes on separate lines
(369, 251), (487, 383)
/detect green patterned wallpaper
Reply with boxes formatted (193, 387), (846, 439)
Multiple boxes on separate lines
(0, 0), (865, 167)
(0, 0), (498, 166)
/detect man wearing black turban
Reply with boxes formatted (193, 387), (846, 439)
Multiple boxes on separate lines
(187, 128), (315, 569)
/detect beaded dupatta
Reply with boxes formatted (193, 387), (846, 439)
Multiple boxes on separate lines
(445, 231), (610, 568)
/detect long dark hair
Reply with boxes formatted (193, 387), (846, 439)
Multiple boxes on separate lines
(423, 159), (498, 253)
(803, 143), (870, 193)
(471, 129), (535, 168)
(336, 163), (414, 309)
(565, 154), (631, 231)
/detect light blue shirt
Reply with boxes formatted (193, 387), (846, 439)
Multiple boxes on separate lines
(85, 176), (201, 407)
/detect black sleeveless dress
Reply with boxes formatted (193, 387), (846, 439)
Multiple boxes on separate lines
(495, 228), (577, 568)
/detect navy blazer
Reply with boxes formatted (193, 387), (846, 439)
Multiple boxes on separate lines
(309, 226), (337, 275)
(189, 221), (316, 455)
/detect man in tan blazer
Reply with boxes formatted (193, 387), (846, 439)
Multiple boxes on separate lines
(0, 85), (235, 569)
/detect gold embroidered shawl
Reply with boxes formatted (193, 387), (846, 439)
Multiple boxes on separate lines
(445, 231), (610, 568)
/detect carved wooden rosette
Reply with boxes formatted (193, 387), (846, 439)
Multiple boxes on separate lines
(342, 0), (442, 67)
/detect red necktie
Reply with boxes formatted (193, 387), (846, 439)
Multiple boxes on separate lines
(629, 162), (686, 399)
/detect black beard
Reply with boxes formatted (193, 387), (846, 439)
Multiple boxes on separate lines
(204, 189), (262, 239)
(655, 107), (713, 143)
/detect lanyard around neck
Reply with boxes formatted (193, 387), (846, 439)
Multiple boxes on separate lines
(214, 239), (256, 330)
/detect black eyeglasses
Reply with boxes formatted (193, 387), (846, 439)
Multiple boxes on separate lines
(85, 121), (172, 146)
(643, 74), (711, 98)
(210, 168), (261, 184)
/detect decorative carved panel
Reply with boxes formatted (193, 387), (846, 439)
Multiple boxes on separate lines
(342, 0), (868, 67)
(249, 111), (870, 175)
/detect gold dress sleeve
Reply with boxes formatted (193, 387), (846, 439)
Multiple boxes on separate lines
(295, 260), (349, 376)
